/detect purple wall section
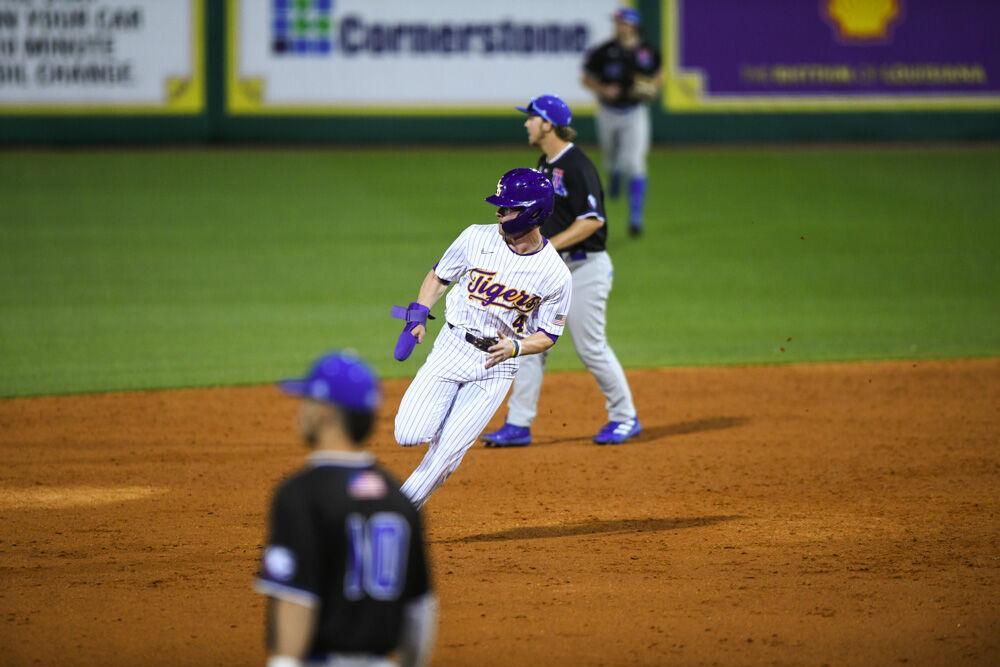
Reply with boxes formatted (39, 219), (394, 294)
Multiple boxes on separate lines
(676, 0), (999, 98)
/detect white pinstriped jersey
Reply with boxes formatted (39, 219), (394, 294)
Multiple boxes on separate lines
(435, 224), (572, 340)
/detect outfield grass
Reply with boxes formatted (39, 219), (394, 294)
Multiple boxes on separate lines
(1, 146), (997, 396)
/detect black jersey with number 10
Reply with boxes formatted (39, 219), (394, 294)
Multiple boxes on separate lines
(255, 451), (430, 658)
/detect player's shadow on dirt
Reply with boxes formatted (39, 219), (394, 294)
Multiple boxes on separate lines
(535, 416), (749, 446)
(636, 416), (750, 442)
(437, 515), (739, 544)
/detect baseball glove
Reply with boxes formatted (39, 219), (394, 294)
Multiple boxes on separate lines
(630, 75), (658, 102)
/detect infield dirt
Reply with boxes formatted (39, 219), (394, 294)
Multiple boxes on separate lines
(1, 359), (998, 666)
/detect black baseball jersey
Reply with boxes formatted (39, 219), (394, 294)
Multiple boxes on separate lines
(584, 39), (663, 109)
(536, 144), (607, 254)
(255, 450), (431, 658)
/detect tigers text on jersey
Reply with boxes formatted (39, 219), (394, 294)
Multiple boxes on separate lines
(255, 450), (431, 658)
(536, 143), (608, 254)
(435, 224), (572, 340)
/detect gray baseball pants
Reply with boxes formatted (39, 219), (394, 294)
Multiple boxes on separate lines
(596, 103), (651, 178)
(506, 251), (636, 426)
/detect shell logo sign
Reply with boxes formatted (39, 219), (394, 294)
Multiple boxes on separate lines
(825, 0), (901, 42)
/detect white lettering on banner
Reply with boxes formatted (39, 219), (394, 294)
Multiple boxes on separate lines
(0, 0), (202, 113)
(231, 0), (621, 113)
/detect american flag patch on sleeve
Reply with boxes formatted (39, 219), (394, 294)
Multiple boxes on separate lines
(553, 314), (567, 326)
(348, 471), (387, 499)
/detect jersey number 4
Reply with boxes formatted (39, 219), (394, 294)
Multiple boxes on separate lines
(344, 512), (411, 601)
(511, 314), (527, 334)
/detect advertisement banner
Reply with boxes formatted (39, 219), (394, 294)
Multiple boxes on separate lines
(228, 0), (621, 115)
(663, 0), (1000, 111)
(0, 0), (203, 114)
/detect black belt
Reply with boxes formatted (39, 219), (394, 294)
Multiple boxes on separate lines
(600, 102), (641, 112)
(448, 323), (498, 352)
(308, 651), (389, 663)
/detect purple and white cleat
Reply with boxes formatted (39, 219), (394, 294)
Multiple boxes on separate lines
(482, 423), (532, 448)
(593, 418), (642, 445)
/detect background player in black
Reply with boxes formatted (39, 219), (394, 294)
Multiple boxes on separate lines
(582, 6), (663, 237)
(256, 351), (436, 667)
(482, 95), (641, 447)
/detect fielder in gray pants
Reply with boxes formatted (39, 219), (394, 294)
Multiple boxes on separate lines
(482, 94), (640, 447)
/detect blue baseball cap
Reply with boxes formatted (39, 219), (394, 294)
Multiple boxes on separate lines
(516, 94), (572, 127)
(278, 351), (381, 412)
(614, 7), (641, 26)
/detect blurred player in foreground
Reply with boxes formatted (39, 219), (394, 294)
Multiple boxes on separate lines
(582, 6), (662, 237)
(256, 351), (436, 667)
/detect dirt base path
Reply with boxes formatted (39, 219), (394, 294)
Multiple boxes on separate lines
(1, 359), (998, 666)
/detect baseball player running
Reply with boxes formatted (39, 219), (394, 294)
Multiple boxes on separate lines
(390, 168), (572, 509)
(257, 351), (436, 667)
(582, 6), (662, 237)
(482, 94), (641, 447)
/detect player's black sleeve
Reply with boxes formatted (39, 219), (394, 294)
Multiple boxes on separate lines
(257, 479), (322, 606)
(648, 46), (663, 75)
(583, 44), (606, 78)
(403, 510), (431, 600)
(566, 164), (606, 222)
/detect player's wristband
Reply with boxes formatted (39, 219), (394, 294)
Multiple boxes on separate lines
(510, 339), (521, 358)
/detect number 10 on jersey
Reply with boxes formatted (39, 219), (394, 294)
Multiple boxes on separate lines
(344, 512), (411, 601)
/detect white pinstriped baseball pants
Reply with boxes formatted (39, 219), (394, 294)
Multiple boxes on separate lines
(395, 323), (518, 508)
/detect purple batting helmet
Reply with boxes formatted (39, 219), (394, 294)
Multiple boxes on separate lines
(485, 168), (554, 237)
(278, 350), (381, 413)
(516, 94), (572, 127)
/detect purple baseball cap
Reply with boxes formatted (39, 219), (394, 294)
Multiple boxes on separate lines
(516, 94), (572, 127)
(614, 7), (641, 26)
(278, 351), (381, 412)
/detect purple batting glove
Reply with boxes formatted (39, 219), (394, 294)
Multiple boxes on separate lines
(391, 302), (431, 361)
(394, 323), (419, 361)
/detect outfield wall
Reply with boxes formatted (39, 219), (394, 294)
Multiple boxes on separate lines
(1, 0), (998, 145)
